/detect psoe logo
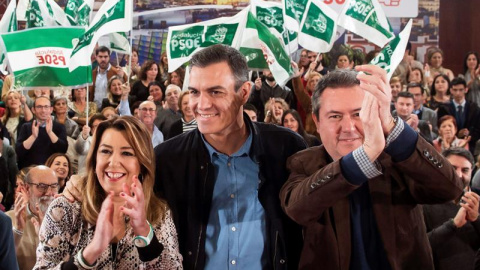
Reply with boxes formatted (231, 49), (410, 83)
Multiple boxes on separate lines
(379, 0), (400, 6)
(312, 14), (327, 33)
(211, 26), (228, 43)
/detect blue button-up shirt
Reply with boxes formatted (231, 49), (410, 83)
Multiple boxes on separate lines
(202, 133), (267, 269)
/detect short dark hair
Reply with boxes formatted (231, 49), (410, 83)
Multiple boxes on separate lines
(451, 77), (467, 88)
(442, 147), (475, 167)
(189, 44), (248, 91)
(312, 69), (360, 118)
(395, 91), (414, 102)
(243, 103), (257, 114)
(96, 46), (110, 56)
(34, 96), (51, 107)
(407, 83), (425, 95)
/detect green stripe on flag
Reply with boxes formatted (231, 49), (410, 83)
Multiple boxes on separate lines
(2, 27), (84, 50)
(239, 47), (268, 70)
(13, 66), (91, 88)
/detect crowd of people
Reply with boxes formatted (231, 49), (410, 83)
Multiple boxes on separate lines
(0, 41), (479, 269)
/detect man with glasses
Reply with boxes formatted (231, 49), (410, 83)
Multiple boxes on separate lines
(118, 98), (164, 148)
(6, 165), (58, 270)
(139, 101), (164, 147)
(15, 96), (67, 169)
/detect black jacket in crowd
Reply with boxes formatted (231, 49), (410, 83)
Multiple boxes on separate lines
(154, 114), (306, 269)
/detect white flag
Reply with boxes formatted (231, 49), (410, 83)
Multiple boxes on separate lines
(251, 0), (298, 54)
(109, 32), (130, 54)
(26, 0), (70, 28)
(69, 0), (133, 72)
(370, 20), (412, 81)
(65, 0), (94, 26)
(338, 0), (394, 47)
(298, 0), (337, 53)
(167, 8), (247, 72)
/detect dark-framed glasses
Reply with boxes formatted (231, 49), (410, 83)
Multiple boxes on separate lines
(27, 182), (59, 192)
(34, 105), (51, 110)
(140, 108), (155, 113)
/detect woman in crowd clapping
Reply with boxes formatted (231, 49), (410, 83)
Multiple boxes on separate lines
(101, 76), (133, 112)
(35, 116), (182, 269)
(463, 51), (480, 106)
(122, 48), (141, 83)
(433, 115), (470, 152)
(264, 97), (289, 125)
(1, 90), (33, 146)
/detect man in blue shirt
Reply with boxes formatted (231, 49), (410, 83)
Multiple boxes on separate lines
(281, 65), (463, 269)
(154, 45), (306, 269)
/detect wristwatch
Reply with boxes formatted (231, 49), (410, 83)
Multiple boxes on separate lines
(133, 221), (154, 247)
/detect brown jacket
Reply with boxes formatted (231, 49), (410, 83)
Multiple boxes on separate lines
(280, 137), (463, 270)
(89, 65), (127, 102)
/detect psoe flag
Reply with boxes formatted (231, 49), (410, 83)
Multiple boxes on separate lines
(240, 11), (294, 86)
(370, 19), (412, 80)
(338, 0), (394, 47)
(0, 27), (90, 89)
(298, 0), (337, 53)
(167, 8), (247, 72)
(69, 0), (133, 72)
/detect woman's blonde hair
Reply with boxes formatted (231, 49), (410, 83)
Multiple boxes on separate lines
(106, 76), (124, 106)
(2, 90), (24, 124)
(82, 116), (166, 224)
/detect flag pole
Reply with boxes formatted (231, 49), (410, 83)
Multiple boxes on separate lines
(127, 0), (134, 87)
(86, 83), (89, 127)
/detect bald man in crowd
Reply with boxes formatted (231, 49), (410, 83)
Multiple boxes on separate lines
(7, 166), (58, 270)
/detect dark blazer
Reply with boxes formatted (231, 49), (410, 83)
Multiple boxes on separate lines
(281, 135), (463, 270)
(437, 101), (480, 151)
(154, 114), (306, 270)
(417, 106), (438, 138)
(15, 121), (68, 169)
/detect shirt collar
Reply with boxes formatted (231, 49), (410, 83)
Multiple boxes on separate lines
(97, 63), (111, 74)
(201, 130), (252, 159)
(453, 99), (466, 108)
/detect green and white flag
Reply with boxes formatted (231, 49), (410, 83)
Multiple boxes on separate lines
(167, 8), (247, 72)
(69, 0), (133, 72)
(0, 27), (89, 88)
(109, 32), (130, 54)
(240, 11), (294, 86)
(282, 0), (308, 31)
(338, 0), (394, 47)
(298, 0), (337, 53)
(251, 0), (298, 54)
(0, 0), (17, 74)
(26, 0), (71, 28)
(65, 0), (94, 26)
(0, 0), (17, 33)
(370, 19), (412, 81)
